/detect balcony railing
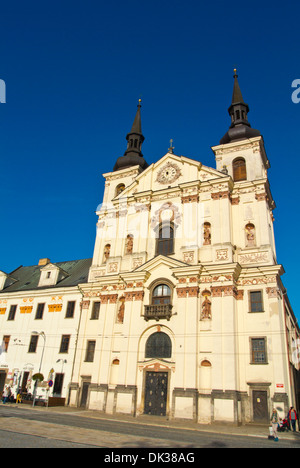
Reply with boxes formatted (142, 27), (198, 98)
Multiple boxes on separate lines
(144, 304), (173, 321)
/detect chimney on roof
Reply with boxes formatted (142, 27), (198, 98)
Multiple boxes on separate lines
(38, 258), (51, 266)
(0, 271), (8, 291)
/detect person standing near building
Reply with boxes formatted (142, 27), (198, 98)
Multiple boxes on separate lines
(2, 386), (10, 404)
(271, 408), (279, 442)
(288, 407), (298, 432)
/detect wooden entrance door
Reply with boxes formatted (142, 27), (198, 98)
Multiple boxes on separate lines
(144, 371), (168, 416)
(53, 373), (64, 396)
(0, 371), (6, 395)
(21, 372), (29, 392)
(253, 390), (268, 422)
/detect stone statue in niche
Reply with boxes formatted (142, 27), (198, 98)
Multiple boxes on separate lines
(103, 244), (111, 263)
(201, 290), (212, 320)
(201, 296), (212, 320)
(125, 234), (134, 254)
(203, 222), (211, 245)
(117, 297), (125, 324)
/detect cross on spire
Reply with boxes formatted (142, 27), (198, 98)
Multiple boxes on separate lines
(168, 139), (175, 154)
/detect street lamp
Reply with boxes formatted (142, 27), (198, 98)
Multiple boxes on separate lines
(56, 358), (67, 373)
(31, 331), (46, 407)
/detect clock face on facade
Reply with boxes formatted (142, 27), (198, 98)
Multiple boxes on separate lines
(156, 162), (182, 185)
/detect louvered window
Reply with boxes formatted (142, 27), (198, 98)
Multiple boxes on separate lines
(233, 158), (247, 181)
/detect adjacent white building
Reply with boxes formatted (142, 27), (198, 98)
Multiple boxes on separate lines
(0, 258), (91, 404)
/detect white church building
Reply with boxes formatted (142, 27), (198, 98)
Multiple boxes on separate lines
(1, 72), (299, 424)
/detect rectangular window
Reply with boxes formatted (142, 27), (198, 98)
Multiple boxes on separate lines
(8, 305), (17, 321)
(65, 301), (75, 318)
(91, 302), (100, 320)
(59, 335), (70, 353)
(28, 335), (39, 353)
(251, 338), (267, 364)
(85, 340), (96, 362)
(250, 291), (263, 313)
(3, 335), (10, 352)
(156, 226), (174, 256)
(35, 303), (45, 320)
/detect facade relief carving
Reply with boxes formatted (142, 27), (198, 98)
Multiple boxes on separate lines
(210, 285), (239, 298)
(238, 251), (268, 264)
(237, 276), (277, 286)
(183, 251), (195, 264)
(124, 291), (145, 301)
(176, 287), (199, 298)
(216, 249), (229, 261)
(266, 287), (280, 298)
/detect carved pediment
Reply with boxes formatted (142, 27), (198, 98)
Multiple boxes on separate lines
(138, 359), (175, 373)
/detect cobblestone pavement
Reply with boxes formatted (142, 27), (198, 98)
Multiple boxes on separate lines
(0, 415), (195, 448)
(0, 403), (299, 448)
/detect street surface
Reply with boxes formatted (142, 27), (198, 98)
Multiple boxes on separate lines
(0, 428), (95, 448)
(0, 405), (299, 449)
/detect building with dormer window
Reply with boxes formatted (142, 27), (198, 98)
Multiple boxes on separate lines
(0, 258), (91, 404)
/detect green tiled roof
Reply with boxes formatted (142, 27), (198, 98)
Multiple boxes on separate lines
(1, 258), (92, 293)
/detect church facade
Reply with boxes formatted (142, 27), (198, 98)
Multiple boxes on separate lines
(1, 72), (299, 424)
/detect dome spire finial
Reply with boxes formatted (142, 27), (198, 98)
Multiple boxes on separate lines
(219, 70), (261, 145)
(113, 101), (148, 172)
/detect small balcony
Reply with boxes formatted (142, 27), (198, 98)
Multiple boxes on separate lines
(144, 304), (173, 321)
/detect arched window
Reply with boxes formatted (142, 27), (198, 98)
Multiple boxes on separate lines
(115, 184), (125, 197)
(201, 360), (212, 367)
(110, 359), (120, 386)
(152, 284), (171, 305)
(233, 158), (247, 182)
(156, 224), (174, 256)
(145, 332), (172, 359)
(199, 360), (212, 391)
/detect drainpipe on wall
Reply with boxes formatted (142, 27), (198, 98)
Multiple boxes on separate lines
(68, 285), (84, 406)
(282, 290), (295, 409)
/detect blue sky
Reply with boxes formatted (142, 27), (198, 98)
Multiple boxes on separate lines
(0, 1), (299, 317)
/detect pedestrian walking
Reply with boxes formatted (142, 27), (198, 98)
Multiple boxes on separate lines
(2, 386), (10, 404)
(288, 407), (298, 432)
(271, 408), (279, 442)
